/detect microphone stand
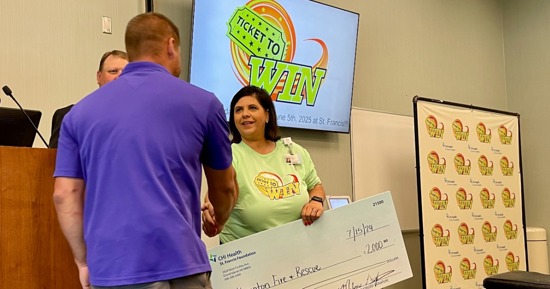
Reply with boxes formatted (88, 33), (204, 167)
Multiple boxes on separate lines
(2, 86), (50, 148)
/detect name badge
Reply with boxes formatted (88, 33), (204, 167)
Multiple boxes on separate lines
(285, 153), (301, 165)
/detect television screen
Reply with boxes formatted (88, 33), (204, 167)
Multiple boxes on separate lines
(0, 107), (42, 147)
(190, 0), (359, 133)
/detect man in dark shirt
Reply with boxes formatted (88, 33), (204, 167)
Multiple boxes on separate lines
(49, 50), (128, 148)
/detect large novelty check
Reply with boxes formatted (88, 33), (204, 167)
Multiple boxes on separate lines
(207, 191), (413, 289)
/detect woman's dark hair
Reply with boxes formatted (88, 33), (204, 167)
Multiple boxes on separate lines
(229, 85), (281, 143)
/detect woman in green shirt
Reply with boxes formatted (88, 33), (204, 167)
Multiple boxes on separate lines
(202, 85), (326, 243)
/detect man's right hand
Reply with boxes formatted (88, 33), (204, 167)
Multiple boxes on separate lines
(203, 165), (238, 229)
(201, 201), (220, 237)
(75, 261), (90, 289)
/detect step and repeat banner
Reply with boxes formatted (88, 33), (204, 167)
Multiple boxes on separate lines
(414, 97), (526, 289)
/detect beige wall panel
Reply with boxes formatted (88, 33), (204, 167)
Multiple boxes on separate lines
(0, 0), (143, 147)
(502, 0), (550, 268)
(320, 0), (507, 116)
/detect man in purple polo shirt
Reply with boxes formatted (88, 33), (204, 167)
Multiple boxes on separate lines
(53, 12), (237, 289)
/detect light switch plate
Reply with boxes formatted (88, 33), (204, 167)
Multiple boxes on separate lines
(102, 16), (112, 34)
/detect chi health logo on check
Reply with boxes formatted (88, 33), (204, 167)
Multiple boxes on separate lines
(211, 249), (257, 266)
(209, 254), (217, 262)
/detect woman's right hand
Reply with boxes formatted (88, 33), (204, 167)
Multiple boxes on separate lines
(201, 201), (220, 237)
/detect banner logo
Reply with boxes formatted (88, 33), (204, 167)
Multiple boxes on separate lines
(427, 151), (446, 174)
(431, 224), (450, 247)
(254, 172), (301, 200)
(454, 153), (471, 175)
(480, 188), (495, 209)
(458, 222), (475, 244)
(500, 156), (514, 176)
(227, 1), (328, 104)
(429, 187), (448, 210)
(504, 220), (518, 240)
(460, 258), (477, 280)
(484, 255), (499, 276)
(501, 188), (516, 208)
(478, 155), (494, 176)
(425, 115), (444, 138)
(476, 122), (492, 143)
(498, 125), (513, 145)
(505, 251), (520, 271)
(452, 119), (469, 141)
(481, 221), (497, 242)
(434, 260), (452, 284)
(456, 188), (473, 210)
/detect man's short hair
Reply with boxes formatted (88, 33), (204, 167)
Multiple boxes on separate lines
(125, 12), (180, 61)
(98, 50), (128, 71)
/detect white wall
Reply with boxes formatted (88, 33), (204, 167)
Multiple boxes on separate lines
(320, 0), (507, 115)
(0, 0), (143, 147)
(502, 0), (550, 268)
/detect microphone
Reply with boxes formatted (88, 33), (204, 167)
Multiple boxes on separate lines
(2, 85), (50, 148)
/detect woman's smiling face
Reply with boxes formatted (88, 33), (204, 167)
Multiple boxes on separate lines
(233, 95), (269, 142)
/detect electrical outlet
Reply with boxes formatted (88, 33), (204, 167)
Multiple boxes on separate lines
(102, 16), (112, 34)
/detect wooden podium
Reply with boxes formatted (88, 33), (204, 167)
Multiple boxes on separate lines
(0, 146), (80, 288)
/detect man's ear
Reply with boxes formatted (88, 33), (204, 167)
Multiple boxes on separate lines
(96, 71), (102, 86)
(167, 38), (177, 59)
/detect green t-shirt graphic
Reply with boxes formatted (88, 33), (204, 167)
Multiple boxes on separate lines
(220, 139), (321, 243)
